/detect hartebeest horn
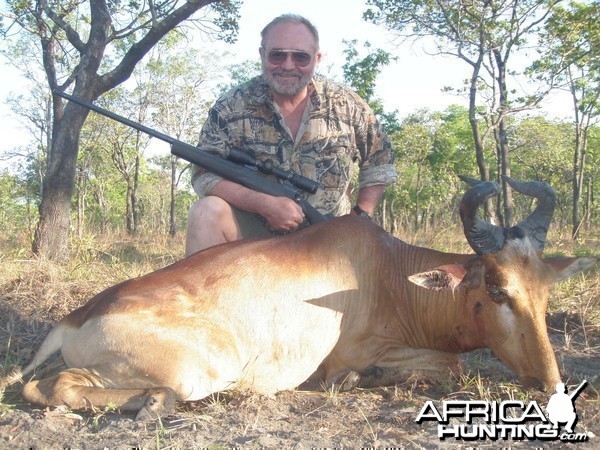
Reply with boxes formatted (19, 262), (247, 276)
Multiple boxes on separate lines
(503, 177), (556, 252)
(457, 174), (484, 187)
(459, 179), (504, 255)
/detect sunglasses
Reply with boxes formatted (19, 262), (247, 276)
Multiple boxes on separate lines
(266, 49), (313, 67)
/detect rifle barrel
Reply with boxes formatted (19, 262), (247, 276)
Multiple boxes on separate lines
(53, 90), (176, 145)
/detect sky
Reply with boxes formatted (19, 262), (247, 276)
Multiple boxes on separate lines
(0, 0), (572, 158)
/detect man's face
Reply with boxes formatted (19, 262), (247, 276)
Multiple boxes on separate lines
(260, 22), (322, 97)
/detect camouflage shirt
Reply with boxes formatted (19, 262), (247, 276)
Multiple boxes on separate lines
(192, 74), (397, 216)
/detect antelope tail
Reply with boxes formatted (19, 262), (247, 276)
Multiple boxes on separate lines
(0, 323), (67, 390)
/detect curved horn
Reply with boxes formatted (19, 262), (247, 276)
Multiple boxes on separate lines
(503, 177), (556, 252)
(457, 174), (484, 187)
(459, 179), (504, 255)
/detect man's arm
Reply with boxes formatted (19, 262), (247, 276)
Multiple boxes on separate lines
(351, 95), (397, 215)
(353, 184), (387, 217)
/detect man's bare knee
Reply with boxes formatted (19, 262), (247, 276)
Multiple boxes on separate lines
(185, 197), (241, 255)
(189, 197), (231, 224)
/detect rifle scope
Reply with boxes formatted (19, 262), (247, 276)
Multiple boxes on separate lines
(228, 149), (320, 195)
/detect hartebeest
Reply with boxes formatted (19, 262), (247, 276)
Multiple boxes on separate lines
(1, 178), (597, 419)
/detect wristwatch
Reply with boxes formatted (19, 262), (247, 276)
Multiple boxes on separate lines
(353, 205), (372, 219)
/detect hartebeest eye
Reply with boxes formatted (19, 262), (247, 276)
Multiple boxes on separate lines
(488, 286), (509, 303)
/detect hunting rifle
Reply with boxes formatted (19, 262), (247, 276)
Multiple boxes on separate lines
(53, 90), (327, 225)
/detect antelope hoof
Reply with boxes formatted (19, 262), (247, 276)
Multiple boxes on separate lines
(135, 388), (177, 421)
(326, 369), (362, 392)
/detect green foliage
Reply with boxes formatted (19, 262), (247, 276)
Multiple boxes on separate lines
(508, 117), (575, 223)
(388, 106), (479, 229)
(363, 0), (599, 234)
(0, 170), (32, 240)
(529, 1), (599, 97)
(343, 40), (391, 103)
(342, 39), (400, 132)
(209, 0), (242, 44)
(364, 0), (489, 61)
(382, 106), (600, 233)
(216, 59), (261, 96)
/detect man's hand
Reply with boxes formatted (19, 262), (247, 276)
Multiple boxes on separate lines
(210, 179), (306, 232)
(260, 196), (305, 232)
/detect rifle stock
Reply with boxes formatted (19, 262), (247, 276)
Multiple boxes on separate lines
(53, 90), (327, 225)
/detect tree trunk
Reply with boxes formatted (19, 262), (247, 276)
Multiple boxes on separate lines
(467, 49), (497, 223)
(94, 186), (108, 234)
(126, 183), (134, 234)
(494, 50), (513, 227)
(76, 170), (86, 239)
(584, 177), (592, 231)
(33, 104), (89, 261)
(132, 152), (140, 234)
(572, 121), (582, 239)
(414, 163), (422, 231)
(169, 157), (177, 237)
(571, 89), (590, 240)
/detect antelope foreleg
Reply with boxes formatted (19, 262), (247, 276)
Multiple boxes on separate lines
(357, 348), (463, 388)
(22, 368), (177, 419)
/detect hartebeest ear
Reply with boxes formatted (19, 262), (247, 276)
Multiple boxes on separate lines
(408, 264), (467, 291)
(544, 257), (598, 283)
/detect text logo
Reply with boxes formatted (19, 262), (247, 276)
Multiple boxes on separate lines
(416, 380), (588, 442)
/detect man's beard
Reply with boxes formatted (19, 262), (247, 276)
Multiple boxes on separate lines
(263, 67), (313, 96)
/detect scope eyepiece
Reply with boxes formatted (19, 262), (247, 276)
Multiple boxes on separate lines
(227, 149), (320, 195)
(260, 159), (320, 194)
(288, 173), (321, 194)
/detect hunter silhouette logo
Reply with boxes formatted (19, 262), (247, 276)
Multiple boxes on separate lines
(546, 380), (587, 434)
(416, 380), (589, 442)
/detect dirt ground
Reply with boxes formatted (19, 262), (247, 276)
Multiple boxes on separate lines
(0, 260), (598, 449)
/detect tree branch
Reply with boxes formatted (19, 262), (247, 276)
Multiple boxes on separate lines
(40, 0), (86, 52)
(99, 0), (216, 94)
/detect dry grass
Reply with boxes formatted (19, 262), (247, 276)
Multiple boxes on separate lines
(0, 232), (184, 380)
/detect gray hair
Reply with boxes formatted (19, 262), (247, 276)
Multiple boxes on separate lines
(260, 14), (320, 49)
